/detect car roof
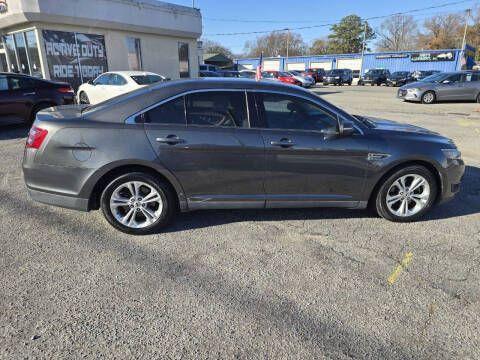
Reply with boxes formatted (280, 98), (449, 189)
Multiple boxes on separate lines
(103, 71), (162, 76)
(85, 78), (320, 122)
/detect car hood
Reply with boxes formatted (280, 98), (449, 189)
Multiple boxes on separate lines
(399, 81), (434, 90)
(358, 116), (443, 136)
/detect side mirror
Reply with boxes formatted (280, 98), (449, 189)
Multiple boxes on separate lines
(88, 79), (95, 85)
(341, 125), (355, 137)
(442, 80), (451, 84)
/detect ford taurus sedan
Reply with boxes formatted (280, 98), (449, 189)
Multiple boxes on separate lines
(23, 79), (464, 235)
(398, 71), (480, 104)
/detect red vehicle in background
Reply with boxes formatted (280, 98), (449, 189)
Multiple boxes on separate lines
(302, 68), (326, 83)
(262, 71), (302, 86)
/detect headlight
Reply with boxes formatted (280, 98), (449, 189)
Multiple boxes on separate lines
(442, 148), (461, 160)
(335, 76), (340, 79)
(407, 88), (418, 93)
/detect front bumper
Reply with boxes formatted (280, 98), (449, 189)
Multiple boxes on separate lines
(439, 158), (465, 203)
(397, 88), (422, 102)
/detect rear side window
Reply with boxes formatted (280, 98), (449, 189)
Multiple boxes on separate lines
(110, 74), (127, 86)
(471, 73), (480, 82)
(131, 75), (164, 85)
(0, 76), (7, 91)
(186, 91), (248, 128)
(8, 76), (36, 90)
(145, 96), (185, 125)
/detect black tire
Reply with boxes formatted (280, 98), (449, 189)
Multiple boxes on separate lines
(100, 172), (177, 235)
(374, 165), (437, 222)
(421, 91), (436, 104)
(79, 92), (90, 104)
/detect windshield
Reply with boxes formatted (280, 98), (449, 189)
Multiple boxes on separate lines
(327, 70), (341, 75)
(365, 69), (382, 75)
(420, 73), (449, 82)
(131, 74), (164, 85)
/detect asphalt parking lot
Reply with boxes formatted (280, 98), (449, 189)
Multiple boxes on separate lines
(1, 85), (479, 359)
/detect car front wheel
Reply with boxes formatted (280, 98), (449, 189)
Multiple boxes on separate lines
(79, 92), (90, 104)
(100, 172), (177, 235)
(375, 166), (437, 222)
(421, 91), (436, 104)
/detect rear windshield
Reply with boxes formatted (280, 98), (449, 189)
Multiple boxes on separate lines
(131, 75), (164, 85)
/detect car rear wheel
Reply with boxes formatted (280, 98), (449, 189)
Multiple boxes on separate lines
(100, 172), (177, 235)
(421, 91), (436, 104)
(375, 166), (437, 222)
(79, 92), (90, 104)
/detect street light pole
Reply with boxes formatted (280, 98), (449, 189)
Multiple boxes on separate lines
(360, 21), (367, 76)
(460, 9), (471, 70)
(286, 28), (290, 59)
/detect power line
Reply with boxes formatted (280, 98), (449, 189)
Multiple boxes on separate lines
(204, 0), (476, 36)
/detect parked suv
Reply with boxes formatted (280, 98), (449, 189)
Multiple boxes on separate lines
(323, 69), (353, 85)
(359, 69), (390, 86)
(398, 71), (480, 104)
(386, 71), (414, 87)
(0, 73), (74, 125)
(23, 79), (464, 234)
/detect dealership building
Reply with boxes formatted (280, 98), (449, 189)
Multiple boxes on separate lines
(0, 0), (202, 88)
(236, 46), (476, 76)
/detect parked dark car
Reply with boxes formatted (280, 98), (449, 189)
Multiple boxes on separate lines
(411, 70), (441, 82)
(398, 71), (480, 104)
(358, 69), (390, 86)
(0, 72), (74, 125)
(199, 64), (219, 72)
(23, 79), (464, 234)
(217, 70), (241, 78)
(302, 68), (326, 83)
(386, 71), (414, 87)
(199, 70), (220, 77)
(323, 69), (353, 85)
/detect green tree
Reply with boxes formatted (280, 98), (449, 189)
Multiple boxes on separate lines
(309, 38), (331, 55)
(327, 15), (375, 53)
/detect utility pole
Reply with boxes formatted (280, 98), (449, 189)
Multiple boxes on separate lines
(360, 21), (367, 77)
(286, 28), (290, 60)
(192, 0), (195, 8)
(460, 9), (471, 70)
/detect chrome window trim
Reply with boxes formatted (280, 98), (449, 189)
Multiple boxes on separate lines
(125, 88), (249, 125)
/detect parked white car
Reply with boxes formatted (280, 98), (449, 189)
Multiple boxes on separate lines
(77, 71), (167, 104)
(288, 71), (315, 88)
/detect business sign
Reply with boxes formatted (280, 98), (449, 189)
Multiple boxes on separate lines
(375, 53), (409, 59)
(411, 51), (455, 62)
(42, 30), (108, 89)
(0, 0), (7, 13)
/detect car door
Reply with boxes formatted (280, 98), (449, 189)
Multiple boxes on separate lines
(0, 75), (37, 123)
(109, 73), (130, 98)
(463, 72), (480, 100)
(435, 73), (466, 100)
(252, 91), (370, 208)
(89, 73), (111, 103)
(142, 90), (266, 210)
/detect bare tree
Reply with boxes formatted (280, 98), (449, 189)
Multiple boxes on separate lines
(244, 31), (307, 57)
(202, 39), (234, 59)
(417, 14), (464, 49)
(376, 15), (418, 51)
(309, 38), (330, 55)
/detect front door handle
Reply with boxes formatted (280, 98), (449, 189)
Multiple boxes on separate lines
(23, 92), (36, 96)
(270, 138), (295, 148)
(156, 135), (184, 145)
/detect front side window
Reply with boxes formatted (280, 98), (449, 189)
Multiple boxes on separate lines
(145, 96), (185, 125)
(178, 42), (190, 78)
(109, 73), (127, 86)
(186, 91), (248, 128)
(445, 74), (462, 83)
(126, 37), (142, 71)
(94, 73), (111, 85)
(257, 93), (338, 132)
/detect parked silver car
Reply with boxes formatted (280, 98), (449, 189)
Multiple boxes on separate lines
(398, 71), (480, 104)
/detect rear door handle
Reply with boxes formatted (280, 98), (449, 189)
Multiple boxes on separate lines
(270, 138), (295, 148)
(23, 92), (36, 96)
(156, 135), (184, 145)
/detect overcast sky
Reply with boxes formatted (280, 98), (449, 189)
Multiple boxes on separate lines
(167, 0), (473, 54)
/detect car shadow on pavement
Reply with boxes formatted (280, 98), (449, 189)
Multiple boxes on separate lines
(423, 165), (480, 221)
(0, 124), (29, 141)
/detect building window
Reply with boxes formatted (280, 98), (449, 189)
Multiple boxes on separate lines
(25, 31), (42, 77)
(14, 33), (30, 75)
(178, 42), (190, 78)
(3, 34), (18, 73)
(126, 37), (142, 71)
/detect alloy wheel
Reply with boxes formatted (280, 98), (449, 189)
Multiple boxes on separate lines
(109, 181), (163, 229)
(422, 92), (435, 104)
(386, 174), (431, 217)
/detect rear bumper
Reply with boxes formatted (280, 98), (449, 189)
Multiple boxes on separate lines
(26, 186), (89, 211)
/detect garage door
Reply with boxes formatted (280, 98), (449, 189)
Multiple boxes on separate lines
(286, 63), (305, 71)
(263, 60), (280, 71)
(337, 58), (361, 71)
(310, 61), (332, 70)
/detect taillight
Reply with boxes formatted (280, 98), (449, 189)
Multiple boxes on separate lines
(26, 127), (48, 149)
(57, 87), (74, 94)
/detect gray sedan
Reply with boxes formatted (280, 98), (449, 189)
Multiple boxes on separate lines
(23, 79), (464, 234)
(397, 71), (480, 104)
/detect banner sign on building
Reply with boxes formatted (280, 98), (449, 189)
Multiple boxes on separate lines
(42, 30), (108, 89)
(411, 51), (455, 62)
(375, 53), (409, 59)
